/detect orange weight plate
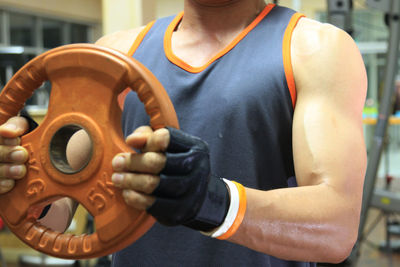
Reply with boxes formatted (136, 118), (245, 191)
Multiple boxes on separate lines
(0, 44), (179, 259)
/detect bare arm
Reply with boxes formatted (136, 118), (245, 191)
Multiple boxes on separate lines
(228, 18), (367, 263)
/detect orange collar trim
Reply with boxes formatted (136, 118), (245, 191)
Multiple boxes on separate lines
(164, 3), (276, 73)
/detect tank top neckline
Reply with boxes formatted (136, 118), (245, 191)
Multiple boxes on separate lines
(163, 3), (276, 73)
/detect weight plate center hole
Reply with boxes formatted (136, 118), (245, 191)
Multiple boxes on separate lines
(49, 125), (93, 174)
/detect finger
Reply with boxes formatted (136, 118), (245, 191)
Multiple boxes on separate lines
(0, 146), (28, 163)
(112, 152), (166, 174)
(0, 136), (21, 146)
(0, 117), (29, 139)
(125, 126), (153, 150)
(112, 172), (160, 194)
(122, 189), (155, 210)
(0, 179), (15, 194)
(142, 128), (170, 153)
(0, 164), (27, 179)
(126, 126), (170, 152)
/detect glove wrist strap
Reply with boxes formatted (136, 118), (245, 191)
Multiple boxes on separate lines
(183, 177), (229, 231)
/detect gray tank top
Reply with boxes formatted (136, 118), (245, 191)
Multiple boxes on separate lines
(114, 4), (315, 267)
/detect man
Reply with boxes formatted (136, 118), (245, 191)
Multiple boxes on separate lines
(0, 0), (367, 266)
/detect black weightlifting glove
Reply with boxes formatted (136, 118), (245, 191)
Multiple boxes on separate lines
(147, 127), (230, 232)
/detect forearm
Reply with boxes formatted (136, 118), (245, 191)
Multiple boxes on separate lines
(38, 198), (78, 233)
(228, 184), (361, 263)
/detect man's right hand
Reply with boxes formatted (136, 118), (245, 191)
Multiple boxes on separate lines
(0, 116), (29, 194)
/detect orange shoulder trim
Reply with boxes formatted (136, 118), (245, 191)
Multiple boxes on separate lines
(282, 12), (305, 109)
(118, 21), (156, 109)
(127, 20), (156, 57)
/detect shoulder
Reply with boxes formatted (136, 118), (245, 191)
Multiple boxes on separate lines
(291, 17), (356, 60)
(95, 26), (145, 55)
(290, 17), (366, 97)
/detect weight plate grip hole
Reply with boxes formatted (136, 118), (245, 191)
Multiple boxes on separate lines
(49, 125), (93, 174)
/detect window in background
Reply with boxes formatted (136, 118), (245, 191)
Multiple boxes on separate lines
(9, 12), (35, 47)
(0, 11), (4, 45)
(0, 66), (5, 88)
(352, 10), (387, 42)
(0, 9), (95, 108)
(317, 8), (388, 42)
(43, 19), (63, 48)
(71, 23), (89, 43)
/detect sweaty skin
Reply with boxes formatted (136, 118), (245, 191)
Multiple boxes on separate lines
(0, 0), (367, 263)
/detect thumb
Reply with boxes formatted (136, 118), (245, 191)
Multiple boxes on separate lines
(0, 116), (29, 138)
